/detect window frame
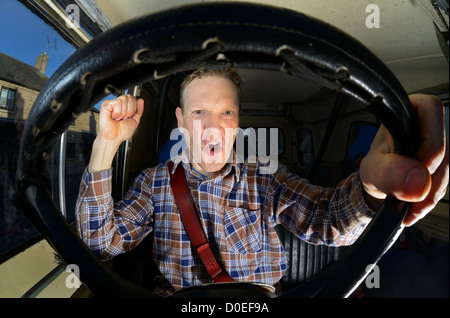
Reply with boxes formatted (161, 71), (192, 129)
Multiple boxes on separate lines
(0, 87), (16, 111)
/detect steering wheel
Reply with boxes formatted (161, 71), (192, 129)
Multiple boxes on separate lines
(13, 2), (419, 298)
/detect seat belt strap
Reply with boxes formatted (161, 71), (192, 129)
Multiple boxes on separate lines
(168, 162), (233, 283)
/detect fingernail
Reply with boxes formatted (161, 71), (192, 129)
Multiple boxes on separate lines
(404, 167), (429, 199)
(403, 213), (417, 227)
(403, 211), (425, 227)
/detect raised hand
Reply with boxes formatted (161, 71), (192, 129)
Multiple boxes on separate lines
(88, 95), (144, 172)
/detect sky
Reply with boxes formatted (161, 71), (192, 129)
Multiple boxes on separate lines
(0, 0), (78, 78)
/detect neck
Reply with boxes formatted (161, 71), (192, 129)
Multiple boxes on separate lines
(191, 162), (214, 177)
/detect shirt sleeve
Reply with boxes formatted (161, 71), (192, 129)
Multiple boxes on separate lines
(270, 164), (375, 246)
(75, 168), (153, 261)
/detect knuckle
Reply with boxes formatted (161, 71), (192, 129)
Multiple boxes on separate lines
(429, 94), (444, 110)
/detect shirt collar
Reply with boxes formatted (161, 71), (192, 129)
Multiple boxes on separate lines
(171, 149), (241, 182)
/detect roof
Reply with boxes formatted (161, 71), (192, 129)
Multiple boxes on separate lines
(0, 51), (48, 91)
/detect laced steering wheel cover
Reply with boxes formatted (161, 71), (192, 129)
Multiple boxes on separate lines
(15, 2), (418, 298)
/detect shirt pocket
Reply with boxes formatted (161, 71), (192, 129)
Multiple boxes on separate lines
(223, 207), (262, 254)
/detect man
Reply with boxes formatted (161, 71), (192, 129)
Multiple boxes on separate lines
(76, 68), (448, 296)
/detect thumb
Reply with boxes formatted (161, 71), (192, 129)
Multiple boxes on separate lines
(360, 150), (432, 203)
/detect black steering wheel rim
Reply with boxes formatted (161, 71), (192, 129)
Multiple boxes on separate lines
(14, 2), (419, 298)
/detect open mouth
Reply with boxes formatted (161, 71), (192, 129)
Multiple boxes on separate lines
(207, 141), (221, 157)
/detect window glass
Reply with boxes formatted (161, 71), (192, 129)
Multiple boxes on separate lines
(0, 89), (8, 108)
(297, 129), (314, 165)
(63, 113), (99, 223)
(0, 0), (78, 259)
(7, 89), (16, 110)
(0, 87), (16, 110)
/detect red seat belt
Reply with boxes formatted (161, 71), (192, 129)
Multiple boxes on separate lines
(168, 162), (233, 283)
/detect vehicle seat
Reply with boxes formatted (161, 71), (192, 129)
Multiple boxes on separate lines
(275, 224), (347, 291)
(157, 127), (186, 164)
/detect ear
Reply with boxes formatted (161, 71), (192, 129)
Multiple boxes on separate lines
(175, 107), (183, 128)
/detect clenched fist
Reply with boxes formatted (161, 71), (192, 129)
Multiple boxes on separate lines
(88, 95), (144, 172)
(98, 94), (144, 144)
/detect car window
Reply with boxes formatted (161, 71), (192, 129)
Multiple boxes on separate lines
(0, 0), (79, 260)
(297, 129), (314, 165)
(62, 114), (99, 223)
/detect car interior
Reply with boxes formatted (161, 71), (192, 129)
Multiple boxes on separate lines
(0, 0), (448, 299)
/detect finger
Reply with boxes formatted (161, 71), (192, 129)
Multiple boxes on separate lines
(360, 125), (432, 202)
(124, 94), (138, 119)
(132, 98), (144, 124)
(106, 98), (124, 120)
(360, 125), (430, 201)
(114, 95), (132, 120)
(101, 98), (122, 121)
(109, 95), (137, 120)
(404, 136), (449, 226)
(363, 152), (432, 202)
(409, 94), (446, 175)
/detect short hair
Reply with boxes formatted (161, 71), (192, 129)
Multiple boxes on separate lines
(179, 67), (242, 111)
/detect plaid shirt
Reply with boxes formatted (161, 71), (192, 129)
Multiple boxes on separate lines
(76, 151), (374, 296)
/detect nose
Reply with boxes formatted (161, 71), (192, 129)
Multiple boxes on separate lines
(202, 113), (222, 142)
(202, 111), (220, 128)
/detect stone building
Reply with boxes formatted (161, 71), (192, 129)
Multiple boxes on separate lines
(1, 51), (99, 253)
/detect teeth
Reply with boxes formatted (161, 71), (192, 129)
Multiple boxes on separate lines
(209, 142), (219, 151)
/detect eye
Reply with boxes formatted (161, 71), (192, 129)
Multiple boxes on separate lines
(192, 110), (203, 115)
(223, 110), (234, 116)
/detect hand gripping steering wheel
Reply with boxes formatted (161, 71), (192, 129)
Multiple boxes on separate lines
(13, 2), (419, 298)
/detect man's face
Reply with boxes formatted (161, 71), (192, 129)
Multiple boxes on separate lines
(175, 76), (240, 175)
